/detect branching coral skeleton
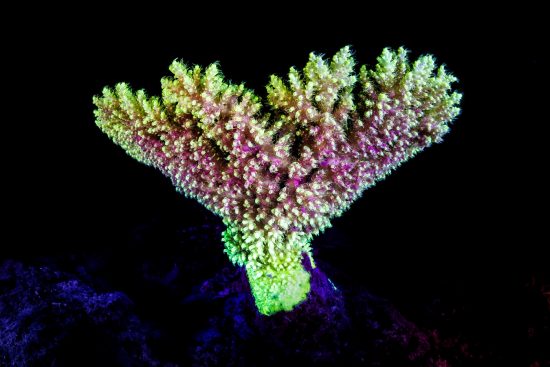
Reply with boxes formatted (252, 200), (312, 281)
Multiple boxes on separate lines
(94, 46), (461, 315)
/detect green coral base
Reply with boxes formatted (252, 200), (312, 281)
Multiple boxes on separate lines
(246, 263), (311, 316)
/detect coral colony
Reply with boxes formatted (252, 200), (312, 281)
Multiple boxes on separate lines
(94, 47), (461, 315)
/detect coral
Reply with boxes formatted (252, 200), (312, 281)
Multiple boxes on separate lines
(93, 46), (461, 315)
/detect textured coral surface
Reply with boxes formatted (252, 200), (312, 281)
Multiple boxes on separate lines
(2, 221), (548, 366)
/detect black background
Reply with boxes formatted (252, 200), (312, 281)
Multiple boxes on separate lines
(3, 4), (546, 363)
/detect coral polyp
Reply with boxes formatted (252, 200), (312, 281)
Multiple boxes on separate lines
(93, 46), (461, 315)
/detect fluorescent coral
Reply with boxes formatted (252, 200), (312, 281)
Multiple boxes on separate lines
(93, 46), (461, 315)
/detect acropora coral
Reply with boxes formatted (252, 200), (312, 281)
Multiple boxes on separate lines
(93, 46), (461, 315)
